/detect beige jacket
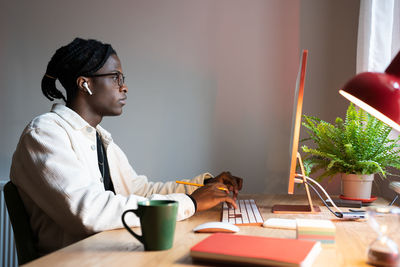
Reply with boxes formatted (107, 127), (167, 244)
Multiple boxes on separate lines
(10, 104), (211, 255)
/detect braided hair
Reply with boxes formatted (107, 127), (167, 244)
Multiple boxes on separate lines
(41, 38), (116, 103)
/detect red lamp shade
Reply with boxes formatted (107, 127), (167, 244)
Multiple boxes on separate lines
(339, 51), (400, 132)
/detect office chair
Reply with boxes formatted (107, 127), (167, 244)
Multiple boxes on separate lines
(4, 181), (39, 265)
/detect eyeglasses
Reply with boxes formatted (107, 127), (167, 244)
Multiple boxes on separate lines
(86, 71), (126, 87)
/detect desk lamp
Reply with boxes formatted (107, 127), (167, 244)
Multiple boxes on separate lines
(339, 50), (400, 267)
(339, 51), (400, 132)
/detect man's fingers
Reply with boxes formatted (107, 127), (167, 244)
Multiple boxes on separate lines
(224, 196), (237, 209)
(227, 174), (243, 192)
(223, 172), (243, 193)
(224, 173), (238, 187)
(232, 190), (238, 200)
(212, 182), (228, 191)
(233, 176), (243, 190)
(208, 172), (243, 195)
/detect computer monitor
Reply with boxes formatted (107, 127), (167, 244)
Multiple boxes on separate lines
(272, 50), (320, 214)
(288, 50), (307, 195)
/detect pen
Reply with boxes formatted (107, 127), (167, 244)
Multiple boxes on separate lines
(175, 181), (229, 192)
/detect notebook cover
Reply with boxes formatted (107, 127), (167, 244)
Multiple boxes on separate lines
(190, 233), (321, 267)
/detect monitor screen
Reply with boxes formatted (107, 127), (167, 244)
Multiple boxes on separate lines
(288, 50), (308, 194)
(272, 50), (320, 214)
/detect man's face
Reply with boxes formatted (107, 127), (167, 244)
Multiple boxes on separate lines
(87, 54), (128, 116)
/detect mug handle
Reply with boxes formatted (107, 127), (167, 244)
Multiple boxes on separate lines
(121, 209), (143, 244)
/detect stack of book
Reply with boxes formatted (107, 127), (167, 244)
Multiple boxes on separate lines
(296, 218), (336, 247)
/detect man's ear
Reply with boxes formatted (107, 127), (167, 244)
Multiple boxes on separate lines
(76, 77), (92, 95)
(76, 77), (89, 90)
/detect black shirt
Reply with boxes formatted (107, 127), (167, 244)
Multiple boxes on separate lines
(96, 132), (115, 193)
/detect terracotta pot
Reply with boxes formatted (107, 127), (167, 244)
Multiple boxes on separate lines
(341, 173), (374, 199)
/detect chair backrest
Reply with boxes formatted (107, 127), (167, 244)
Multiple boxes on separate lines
(4, 181), (39, 265)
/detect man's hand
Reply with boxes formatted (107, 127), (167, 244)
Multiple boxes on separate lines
(190, 183), (237, 211)
(205, 171), (243, 200)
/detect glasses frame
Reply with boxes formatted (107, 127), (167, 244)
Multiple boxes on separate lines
(86, 71), (126, 87)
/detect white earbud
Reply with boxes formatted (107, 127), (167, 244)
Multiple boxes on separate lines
(83, 82), (93, 95)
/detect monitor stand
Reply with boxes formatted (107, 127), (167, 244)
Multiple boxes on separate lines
(272, 153), (321, 214)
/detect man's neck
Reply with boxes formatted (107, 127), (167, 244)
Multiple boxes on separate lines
(67, 100), (102, 128)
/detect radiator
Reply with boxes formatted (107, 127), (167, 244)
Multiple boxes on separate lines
(0, 181), (18, 267)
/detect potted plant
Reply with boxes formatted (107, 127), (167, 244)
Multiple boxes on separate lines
(301, 103), (400, 199)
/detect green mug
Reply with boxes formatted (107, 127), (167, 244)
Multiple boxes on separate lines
(122, 200), (178, 251)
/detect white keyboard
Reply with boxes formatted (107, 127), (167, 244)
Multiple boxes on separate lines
(222, 199), (264, 226)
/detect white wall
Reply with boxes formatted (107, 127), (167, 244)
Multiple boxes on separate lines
(0, 0), (359, 194)
(300, 0), (360, 194)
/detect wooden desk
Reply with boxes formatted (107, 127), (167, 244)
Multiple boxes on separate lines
(23, 195), (398, 267)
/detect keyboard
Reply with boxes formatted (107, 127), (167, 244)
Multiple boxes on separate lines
(222, 199), (264, 226)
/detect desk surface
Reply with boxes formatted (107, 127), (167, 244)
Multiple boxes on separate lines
(23, 194), (398, 267)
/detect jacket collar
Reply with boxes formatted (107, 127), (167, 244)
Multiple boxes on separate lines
(50, 103), (113, 144)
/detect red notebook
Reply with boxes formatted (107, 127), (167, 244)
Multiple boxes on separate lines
(190, 233), (321, 267)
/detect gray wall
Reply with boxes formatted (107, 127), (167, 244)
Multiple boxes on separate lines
(0, 0), (360, 194)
